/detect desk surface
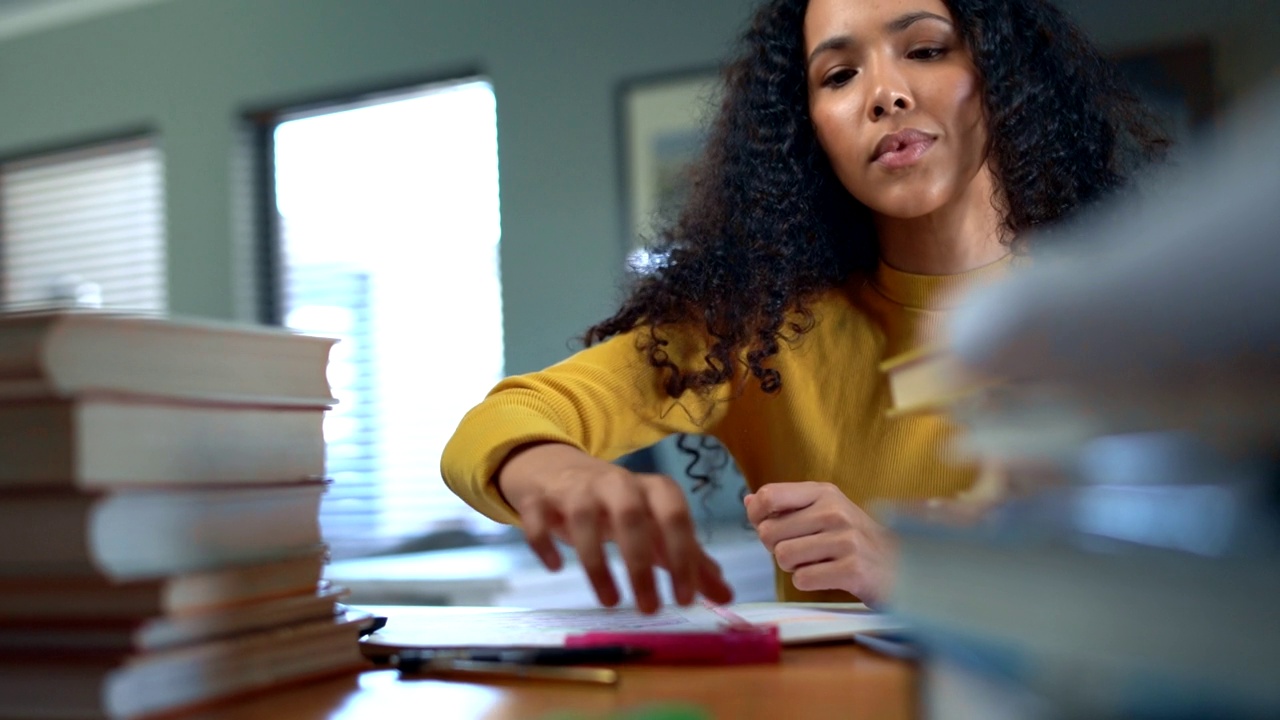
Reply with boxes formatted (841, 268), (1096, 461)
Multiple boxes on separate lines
(189, 644), (916, 720)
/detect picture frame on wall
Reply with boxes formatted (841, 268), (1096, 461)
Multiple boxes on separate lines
(618, 69), (722, 267)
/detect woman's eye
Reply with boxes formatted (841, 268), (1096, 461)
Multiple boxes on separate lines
(907, 46), (946, 60)
(822, 68), (857, 88)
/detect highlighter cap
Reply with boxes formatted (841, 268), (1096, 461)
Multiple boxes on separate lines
(565, 626), (781, 665)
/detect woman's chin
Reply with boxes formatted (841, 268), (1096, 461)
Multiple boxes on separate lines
(865, 198), (945, 221)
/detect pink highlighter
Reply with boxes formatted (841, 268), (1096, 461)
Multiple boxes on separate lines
(564, 625), (781, 665)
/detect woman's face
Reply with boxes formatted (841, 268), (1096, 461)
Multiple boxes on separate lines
(804, 0), (991, 219)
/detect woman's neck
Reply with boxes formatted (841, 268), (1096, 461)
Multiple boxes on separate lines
(873, 166), (1009, 275)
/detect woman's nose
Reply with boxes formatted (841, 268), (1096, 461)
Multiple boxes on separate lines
(873, 95), (911, 118)
(866, 60), (914, 120)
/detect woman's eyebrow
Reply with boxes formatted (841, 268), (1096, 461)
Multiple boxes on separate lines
(807, 36), (857, 71)
(807, 12), (954, 71)
(885, 10), (953, 34)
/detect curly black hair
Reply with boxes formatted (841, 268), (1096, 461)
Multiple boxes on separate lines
(587, 0), (1169, 403)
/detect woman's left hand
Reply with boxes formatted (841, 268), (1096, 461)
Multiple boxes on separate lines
(745, 481), (896, 606)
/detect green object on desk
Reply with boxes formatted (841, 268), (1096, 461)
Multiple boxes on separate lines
(622, 705), (711, 720)
(545, 703), (711, 720)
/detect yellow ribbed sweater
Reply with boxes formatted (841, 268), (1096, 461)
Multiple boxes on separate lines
(441, 256), (1012, 602)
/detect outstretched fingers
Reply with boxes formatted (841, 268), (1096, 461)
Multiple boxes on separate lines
(603, 477), (660, 614)
(696, 550), (734, 605)
(512, 459), (732, 612)
(640, 475), (699, 606)
(516, 492), (563, 572)
(564, 497), (621, 608)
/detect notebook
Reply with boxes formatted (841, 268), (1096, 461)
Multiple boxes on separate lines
(359, 602), (908, 652)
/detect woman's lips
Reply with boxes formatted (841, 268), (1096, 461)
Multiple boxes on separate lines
(872, 130), (936, 170)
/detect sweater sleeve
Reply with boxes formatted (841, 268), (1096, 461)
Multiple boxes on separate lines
(440, 328), (733, 525)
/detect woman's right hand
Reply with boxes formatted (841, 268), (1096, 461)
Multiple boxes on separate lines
(495, 442), (734, 614)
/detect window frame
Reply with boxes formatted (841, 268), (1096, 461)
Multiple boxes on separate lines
(246, 69), (486, 325)
(246, 71), (518, 558)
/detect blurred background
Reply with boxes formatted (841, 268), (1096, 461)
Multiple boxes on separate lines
(0, 0), (1276, 606)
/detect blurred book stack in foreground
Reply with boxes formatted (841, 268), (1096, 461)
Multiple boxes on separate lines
(884, 85), (1280, 720)
(0, 309), (368, 719)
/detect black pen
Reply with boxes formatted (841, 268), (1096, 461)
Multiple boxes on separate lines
(398, 658), (621, 685)
(393, 645), (649, 671)
(356, 615), (389, 639)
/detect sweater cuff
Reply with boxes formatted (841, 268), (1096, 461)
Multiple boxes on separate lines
(442, 404), (587, 526)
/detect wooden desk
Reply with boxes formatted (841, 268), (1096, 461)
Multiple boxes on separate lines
(190, 645), (915, 720)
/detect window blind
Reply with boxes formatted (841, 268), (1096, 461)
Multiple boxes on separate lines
(271, 79), (506, 559)
(0, 137), (166, 312)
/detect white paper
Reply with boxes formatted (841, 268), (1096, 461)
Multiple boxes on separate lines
(362, 602), (908, 649)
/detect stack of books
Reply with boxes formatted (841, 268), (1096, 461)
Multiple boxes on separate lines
(0, 309), (369, 719)
(888, 441), (1280, 719)
(880, 344), (996, 420)
(880, 345), (1015, 514)
(879, 87), (1280, 720)
(883, 348), (1280, 718)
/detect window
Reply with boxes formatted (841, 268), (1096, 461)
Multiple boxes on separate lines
(0, 137), (166, 312)
(269, 78), (505, 558)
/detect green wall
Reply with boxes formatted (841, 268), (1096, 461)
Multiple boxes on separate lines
(0, 0), (755, 374)
(0, 0), (1275, 377)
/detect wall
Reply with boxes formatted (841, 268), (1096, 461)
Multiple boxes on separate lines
(0, 0), (757, 375)
(2, 0), (1276, 525)
(0, 0), (1275, 376)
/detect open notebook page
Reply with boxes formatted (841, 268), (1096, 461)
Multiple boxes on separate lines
(360, 602), (907, 650)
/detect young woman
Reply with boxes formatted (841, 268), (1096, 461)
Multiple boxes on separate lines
(441, 0), (1168, 612)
